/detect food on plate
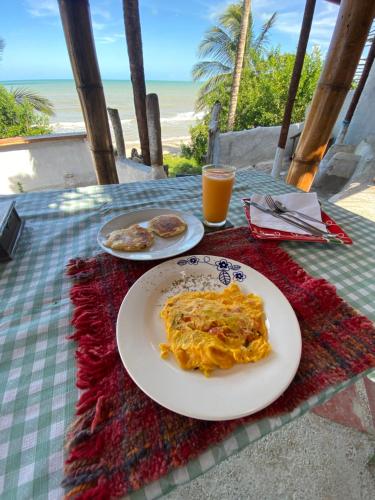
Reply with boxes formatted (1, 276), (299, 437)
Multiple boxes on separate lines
(149, 214), (187, 238)
(104, 224), (154, 251)
(160, 283), (270, 376)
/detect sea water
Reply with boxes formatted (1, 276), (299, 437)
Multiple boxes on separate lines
(1, 79), (203, 142)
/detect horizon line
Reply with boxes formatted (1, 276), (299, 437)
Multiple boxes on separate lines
(0, 78), (197, 83)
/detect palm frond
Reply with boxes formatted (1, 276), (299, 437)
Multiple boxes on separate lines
(11, 87), (54, 116)
(197, 27), (235, 68)
(192, 60), (232, 81)
(195, 74), (231, 111)
(253, 13), (277, 52)
(219, 4), (243, 39)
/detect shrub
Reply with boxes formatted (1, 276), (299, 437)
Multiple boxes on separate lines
(0, 85), (51, 138)
(163, 154), (202, 177)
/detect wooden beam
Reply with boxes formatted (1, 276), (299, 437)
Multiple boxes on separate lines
(207, 101), (221, 164)
(58, 0), (118, 185)
(107, 108), (126, 159)
(286, 0), (375, 191)
(272, 0), (316, 178)
(146, 94), (163, 167)
(123, 0), (151, 166)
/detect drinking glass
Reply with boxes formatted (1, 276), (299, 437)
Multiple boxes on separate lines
(202, 165), (236, 227)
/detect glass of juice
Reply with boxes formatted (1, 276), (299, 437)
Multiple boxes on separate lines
(202, 165), (236, 227)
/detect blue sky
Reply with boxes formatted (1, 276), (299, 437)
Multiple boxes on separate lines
(0, 0), (339, 81)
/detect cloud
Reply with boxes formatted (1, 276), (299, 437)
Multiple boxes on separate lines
(92, 21), (107, 31)
(96, 34), (124, 45)
(91, 5), (111, 20)
(26, 0), (59, 17)
(260, 2), (338, 46)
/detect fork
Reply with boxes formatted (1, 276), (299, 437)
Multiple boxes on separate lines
(265, 195), (325, 225)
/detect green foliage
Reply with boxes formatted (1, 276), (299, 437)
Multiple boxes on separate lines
(163, 154), (202, 177)
(0, 85), (52, 138)
(180, 122), (209, 165)
(189, 47), (323, 161)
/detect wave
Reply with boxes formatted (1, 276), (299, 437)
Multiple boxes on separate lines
(51, 111), (204, 131)
(160, 111), (204, 123)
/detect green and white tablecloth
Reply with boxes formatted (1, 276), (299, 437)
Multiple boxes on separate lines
(1, 170), (374, 499)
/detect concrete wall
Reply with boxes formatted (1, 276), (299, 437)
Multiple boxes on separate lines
(0, 133), (167, 194)
(345, 64), (375, 146)
(0, 134), (97, 194)
(217, 123), (303, 169)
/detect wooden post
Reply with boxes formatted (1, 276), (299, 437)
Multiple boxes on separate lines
(146, 94), (163, 166)
(58, 0), (118, 185)
(107, 108), (126, 159)
(123, 0), (151, 166)
(227, 0), (251, 131)
(272, 0), (316, 178)
(335, 34), (375, 143)
(207, 101), (221, 164)
(286, 0), (375, 191)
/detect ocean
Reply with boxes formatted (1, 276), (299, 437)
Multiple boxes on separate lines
(1, 79), (203, 142)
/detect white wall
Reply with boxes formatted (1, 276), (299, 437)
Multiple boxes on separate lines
(345, 64), (375, 146)
(0, 134), (97, 194)
(217, 123), (304, 169)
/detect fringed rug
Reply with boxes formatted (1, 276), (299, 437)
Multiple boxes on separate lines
(63, 227), (375, 498)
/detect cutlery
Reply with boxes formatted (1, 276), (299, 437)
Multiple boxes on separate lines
(244, 201), (343, 243)
(265, 195), (326, 225)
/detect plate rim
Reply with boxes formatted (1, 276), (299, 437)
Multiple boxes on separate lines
(97, 207), (205, 261)
(116, 254), (302, 421)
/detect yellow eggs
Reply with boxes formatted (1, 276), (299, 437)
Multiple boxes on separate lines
(160, 283), (271, 376)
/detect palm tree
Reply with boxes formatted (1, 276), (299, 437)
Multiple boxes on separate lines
(227, 0), (251, 130)
(192, 3), (276, 111)
(0, 36), (54, 116)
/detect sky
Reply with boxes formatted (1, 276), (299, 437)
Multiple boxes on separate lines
(0, 0), (340, 81)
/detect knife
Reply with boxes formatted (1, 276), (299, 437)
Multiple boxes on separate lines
(245, 201), (343, 243)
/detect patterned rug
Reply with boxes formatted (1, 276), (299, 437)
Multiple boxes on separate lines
(63, 227), (375, 498)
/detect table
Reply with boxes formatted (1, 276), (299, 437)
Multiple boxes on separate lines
(1, 170), (374, 499)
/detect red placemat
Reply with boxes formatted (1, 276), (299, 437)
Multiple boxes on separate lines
(243, 198), (353, 244)
(63, 227), (374, 498)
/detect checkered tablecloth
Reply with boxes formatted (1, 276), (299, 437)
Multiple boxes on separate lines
(1, 170), (374, 499)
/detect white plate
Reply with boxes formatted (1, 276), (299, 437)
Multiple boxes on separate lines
(116, 255), (302, 421)
(98, 208), (204, 261)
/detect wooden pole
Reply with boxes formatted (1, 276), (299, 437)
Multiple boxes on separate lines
(207, 101), (221, 164)
(271, 0), (316, 178)
(335, 34), (375, 143)
(286, 0), (375, 191)
(146, 94), (163, 166)
(107, 108), (126, 159)
(58, 0), (118, 185)
(123, 0), (151, 166)
(227, 0), (251, 131)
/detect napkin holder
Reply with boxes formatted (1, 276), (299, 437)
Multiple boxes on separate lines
(0, 201), (24, 261)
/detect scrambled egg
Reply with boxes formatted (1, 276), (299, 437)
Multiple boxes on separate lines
(160, 283), (271, 376)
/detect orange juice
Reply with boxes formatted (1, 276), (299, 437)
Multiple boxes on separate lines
(202, 166), (235, 226)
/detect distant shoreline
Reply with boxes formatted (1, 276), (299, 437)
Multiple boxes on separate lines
(2, 79), (201, 141)
(1, 79), (198, 84)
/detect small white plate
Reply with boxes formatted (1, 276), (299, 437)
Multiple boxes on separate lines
(116, 255), (302, 420)
(98, 208), (204, 261)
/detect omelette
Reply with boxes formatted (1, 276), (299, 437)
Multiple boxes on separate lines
(160, 283), (271, 376)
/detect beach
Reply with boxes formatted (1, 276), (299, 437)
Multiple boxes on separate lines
(1, 80), (202, 152)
